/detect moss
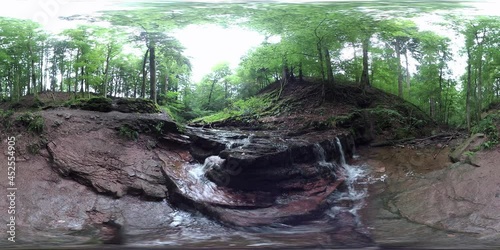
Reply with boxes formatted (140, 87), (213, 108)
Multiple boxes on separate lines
(192, 96), (272, 125)
(66, 97), (113, 112)
(81, 97), (113, 112)
(115, 98), (160, 113)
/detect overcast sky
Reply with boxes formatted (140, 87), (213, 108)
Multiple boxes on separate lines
(0, 0), (498, 82)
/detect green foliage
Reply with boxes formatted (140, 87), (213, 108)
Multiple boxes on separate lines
(471, 113), (500, 149)
(118, 125), (139, 141)
(192, 96), (272, 124)
(0, 109), (14, 128)
(17, 112), (44, 134)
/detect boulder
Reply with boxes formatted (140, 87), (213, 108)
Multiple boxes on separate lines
(390, 147), (500, 237)
(449, 133), (486, 163)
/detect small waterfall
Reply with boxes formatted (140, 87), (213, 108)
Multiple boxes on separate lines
(332, 137), (369, 217)
(335, 137), (347, 166)
(313, 143), (335, 171)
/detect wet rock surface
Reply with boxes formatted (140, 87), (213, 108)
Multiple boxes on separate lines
(159, 127), (354, 227)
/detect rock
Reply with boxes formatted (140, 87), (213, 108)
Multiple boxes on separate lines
(46, 129), (179, 199)
(449, 133), (486, 163)
(114, 98), (160, 113)
(0, 153), (175, 244)
(160, 128), (353, 227)
(390, 147), (500, 237)
(100, 220), (124, 244)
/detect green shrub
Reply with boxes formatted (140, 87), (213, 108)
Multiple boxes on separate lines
(17, 112), (44, 134)
(0, 109), (14, 128)
(471, 114), (499, 149)
(118, 125), (139, 141)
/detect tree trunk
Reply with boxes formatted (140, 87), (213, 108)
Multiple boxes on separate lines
(395, 42), (403, 98)
(466, 47), (472, 133)
(31, 57), (36, 96)
(80, 66), (85, 95)
(102, 45), (112, 97)
(74, 51), (80, 98)
(298, 61), (303, 82)
(404, 49), (411, 96)
(352, 42), (360, 83)
(149, 44), (157, 103)
(438, 65), (444, 122)
(141, 48), (149, 98)
(317, 43), (325, 81)
(324, 47), (334, 84)
(360, 37), (370, 86)
(207, 79), (217, 109)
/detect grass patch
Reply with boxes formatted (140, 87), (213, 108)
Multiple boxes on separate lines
(192, 96), (272, 125)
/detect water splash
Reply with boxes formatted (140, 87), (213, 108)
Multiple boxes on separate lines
(331, 137), (369, 216)
(313, 143), (335, 170)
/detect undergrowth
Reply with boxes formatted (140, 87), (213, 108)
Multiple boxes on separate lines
(192, 96), (272, 124)
(472, 112), (500, 149)
(17, 112), (44, 134)
(118, 125), (139, 141)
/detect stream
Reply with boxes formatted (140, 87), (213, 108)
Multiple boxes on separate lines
(127, 131), (378, 249)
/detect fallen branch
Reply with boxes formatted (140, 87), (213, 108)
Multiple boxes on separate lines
(370, 137), (415, 147)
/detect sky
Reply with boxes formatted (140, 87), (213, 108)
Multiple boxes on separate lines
(0, 0), (266, 82)
(0, 0), (498, 82)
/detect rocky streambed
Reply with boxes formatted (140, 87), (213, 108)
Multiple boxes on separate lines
(0, 109), (373, 249)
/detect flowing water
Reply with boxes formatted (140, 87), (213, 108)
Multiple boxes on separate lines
(124, 136), (379, 249)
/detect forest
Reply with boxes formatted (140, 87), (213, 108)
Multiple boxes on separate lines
(0, 2), (499, 131)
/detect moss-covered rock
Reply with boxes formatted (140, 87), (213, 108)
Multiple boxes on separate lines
(115, 98), (160, 114)
(81, 97), (113, 112)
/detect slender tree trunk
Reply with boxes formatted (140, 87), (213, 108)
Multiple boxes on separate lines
(102, 45), (112, 97)
(80, 66), (84, 95)
(207, 79), (217, 109)
(31, 57), (36, 96)
(438, 66), (443, 122)
(298, 61), (303, 82)
(141, 49), (149, 98)
(360, 37), (370, 86)
(404, 49), (410, 96)
(324, 47), (334, 84)
(395, 42), (403, 98)
(466, 47), (472, 133)
(74, 50), (80, 98)
(149, 44), (157, 103)
(352, 42), (360, 83)
(317, 43), (325, 81)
